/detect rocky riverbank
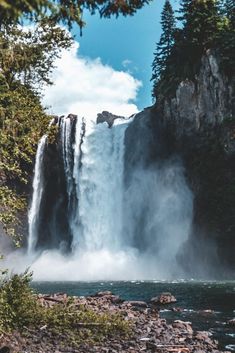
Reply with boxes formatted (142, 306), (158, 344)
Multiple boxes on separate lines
(0, 291), (231, 353)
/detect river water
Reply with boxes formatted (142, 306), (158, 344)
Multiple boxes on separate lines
(31, 280), (235, 351)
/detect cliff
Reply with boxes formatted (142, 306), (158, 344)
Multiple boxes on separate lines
(125, 50), (235, 275)
(160, 50), (234, 141)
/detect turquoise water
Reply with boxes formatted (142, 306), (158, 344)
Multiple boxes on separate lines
(31, 281), (235, 351)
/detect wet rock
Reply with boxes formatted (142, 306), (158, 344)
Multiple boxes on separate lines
(172, 307), (183, 312)
(172, 320), (193, 334)
(227, 318), (235, 326)
(128, 301), (148, 308)
(94, 291), (113, 297)
(151, 292), (177, 305)
(97, 111), (125, 128)
(0, 347), (10, 353)
(110, 295), (124, 304)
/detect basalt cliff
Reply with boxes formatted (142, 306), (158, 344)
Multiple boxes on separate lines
(125, 50), (235, 275)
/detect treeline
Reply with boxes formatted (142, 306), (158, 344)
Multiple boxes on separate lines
(151, 0), (235, 99)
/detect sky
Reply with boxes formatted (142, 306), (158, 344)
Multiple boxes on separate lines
(43, 0), (179, 118)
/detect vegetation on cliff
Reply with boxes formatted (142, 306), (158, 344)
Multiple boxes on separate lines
(0, 22), (73, 239)
(152, 0), (235, 98)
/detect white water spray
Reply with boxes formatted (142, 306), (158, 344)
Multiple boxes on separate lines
(72, 119), (128, 250)
(28, 135), (47, 253)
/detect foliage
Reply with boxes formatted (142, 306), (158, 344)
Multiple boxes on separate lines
(0, 272), (130, 346)
(0, 22), (73, 90)
(0, 21), (73, 238)
(152, 0), (234, 99)
(151, 0), (175, 97)
(0, 0), (151, 29)
(0, 186), (25, 243)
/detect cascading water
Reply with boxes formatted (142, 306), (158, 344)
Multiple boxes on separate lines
(72, 119), (128, 251)
(28, 111), (193, 280)
(28, 135), (47, 253)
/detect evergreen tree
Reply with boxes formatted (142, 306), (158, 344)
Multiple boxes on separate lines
(151, 0), (175, 97)
(224, 0), (235, 26)
(218, 0), (235, 75)
(179, 0), (223, 49)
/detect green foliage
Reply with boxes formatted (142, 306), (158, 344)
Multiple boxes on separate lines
(0, 0), (151, 29)
(47, 123), (59, 144)
(0, 272), (41, 331)
(0, 272), (130, 346)
(0, 186), (25, 242)
(152, 0), (234, 99)
(0, 22), (73, 90)
(151, 0), (175, 97)
(0, 21), (73, 239)
(0, 86), (49, 182)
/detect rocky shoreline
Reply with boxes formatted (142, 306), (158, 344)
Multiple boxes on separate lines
(0, 291), (231, 353)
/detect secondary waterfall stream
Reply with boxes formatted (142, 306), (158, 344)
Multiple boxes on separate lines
(27, 112), (193, 280)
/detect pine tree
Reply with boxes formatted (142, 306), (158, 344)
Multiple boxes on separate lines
(217, 0), (235, 75)
(179, 0), (223, 49)
(151, 0), (175, 97)
(224, 0), (235, 26)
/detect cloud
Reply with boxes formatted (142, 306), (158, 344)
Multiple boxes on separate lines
(122, 59), (132, 68)
(42, 42), (142, 119)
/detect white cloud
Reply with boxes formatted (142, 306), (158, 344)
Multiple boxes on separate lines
(42, 42), (142, 119)
(122, 59), (132, 68)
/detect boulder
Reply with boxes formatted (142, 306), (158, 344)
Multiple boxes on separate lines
(97, 111), (125, 127)
(0, 347), (10, 353)
(172, 320), (193, 334)
(128, 301), (148, 308)
(94, 291), (113, 297)
(151, 292), (177, 305)
(228, 318), (235, 326)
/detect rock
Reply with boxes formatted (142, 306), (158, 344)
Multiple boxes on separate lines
(94, 291), (113, 297)
(172, 307), (183, 312)
(194, 331), (212, 340)
(227, 318), (235, 326)
(110, 295), (124, 304)
(172, 320), (193, 334)
(151, 292), (177, 305)
(97, 111), (125, 127)
(0, 347), (10, 353)
(161, 50), (233, 138)
(128, 301), (148, 308)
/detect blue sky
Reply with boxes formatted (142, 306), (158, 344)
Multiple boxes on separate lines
(44, 0), (180, 118)
(71, 0), (170, 110)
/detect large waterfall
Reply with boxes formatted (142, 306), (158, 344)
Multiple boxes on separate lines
(28, 112), (193, 280)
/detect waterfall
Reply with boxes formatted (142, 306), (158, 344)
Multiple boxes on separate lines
(28, 112), (193, 280)
(28, 135), (47, 253)
(72, 119), (128, 250)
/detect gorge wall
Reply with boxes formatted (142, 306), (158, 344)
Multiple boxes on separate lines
(127, 50), (235, 275)
(21, 50), (235, 279)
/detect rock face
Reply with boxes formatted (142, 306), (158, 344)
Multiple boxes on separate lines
(124, 50), (235, 276)
(97, 111), (126, 127)
(34, 114), (77, 252)
(161, 50), (234, 140)
(158, 52), (235, 273)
